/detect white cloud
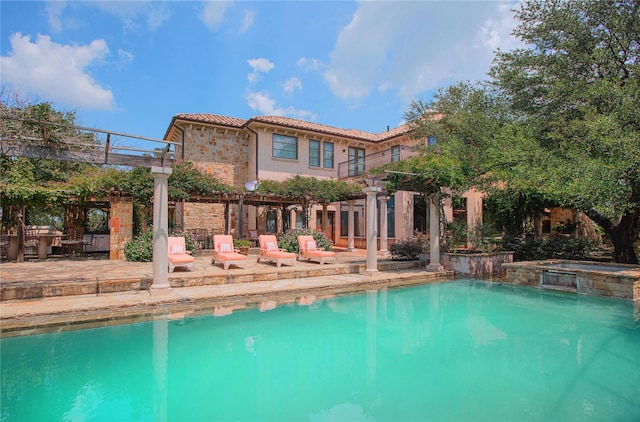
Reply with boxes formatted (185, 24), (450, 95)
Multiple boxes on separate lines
(0, 33), (114, 110)
(297, 57), (324, 72)
(201, 1), (232, 31)
(147, 4), (172, 31)
(283, 77), (302, 95)
(45, 1), (67, 32)
(246, 90), (316, 120)
(240, 9), (256, 33)
(117, 49), (135, 68)
(46, 1), (171, 32)
(325, 1), (522, 102)
(247, 58), (275, 83)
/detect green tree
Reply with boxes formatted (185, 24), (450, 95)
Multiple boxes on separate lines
(257, 176), (360, 228)
(489, 0), (639, 263)
(400, 0), (639, 263)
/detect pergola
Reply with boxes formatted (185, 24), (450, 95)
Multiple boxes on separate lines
(1, 113), (446, 294)
(0, 113), (178, 293)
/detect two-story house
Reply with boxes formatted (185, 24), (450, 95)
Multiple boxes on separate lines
(164, 114), (484, 249)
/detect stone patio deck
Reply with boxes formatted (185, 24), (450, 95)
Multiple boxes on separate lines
(0, 249), (454, 337)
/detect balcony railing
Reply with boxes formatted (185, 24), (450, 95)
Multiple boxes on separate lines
(337, 146), (417, 179)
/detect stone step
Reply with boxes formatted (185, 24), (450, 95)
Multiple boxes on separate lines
(1, 260), (424, 301)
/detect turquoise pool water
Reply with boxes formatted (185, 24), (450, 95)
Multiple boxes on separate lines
(1, 280), (639, 421)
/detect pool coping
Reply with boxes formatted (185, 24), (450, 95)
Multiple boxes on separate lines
(0, 268), (454, 337)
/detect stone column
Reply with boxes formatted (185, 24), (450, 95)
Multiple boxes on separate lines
(378, 195), (389, 256)
(150, 166), (172, 294)
(427, 195), (444, 272)
(347, 200), (355, 251)
(364, 186), (381, 274)
(276, 208), (283, 234)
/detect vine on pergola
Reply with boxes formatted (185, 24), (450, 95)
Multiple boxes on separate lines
(256, 175), (362, 228)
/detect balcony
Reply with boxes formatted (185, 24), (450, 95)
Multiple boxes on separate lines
(337, 146), (417, 179)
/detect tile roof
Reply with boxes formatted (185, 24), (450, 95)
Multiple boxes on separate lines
(172, 113), (411, 143)
(175, 113), (247, 128)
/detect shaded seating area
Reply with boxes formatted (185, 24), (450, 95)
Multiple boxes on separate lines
(59, 234), (85, 257)
(297, 235), (337, 265)
(168, 236), (195, 273)
(257, 235), (296, 268)
(5, 226), (64, 260)
(212, 234), (247, 270)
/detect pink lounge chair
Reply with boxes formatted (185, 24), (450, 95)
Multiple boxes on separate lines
(297, 235), (336, 265)
(212, 235), (247, 270)
(257, 235), (296, 268)
(168, 236), (195, 273)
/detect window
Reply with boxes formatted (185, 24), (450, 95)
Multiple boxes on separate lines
(85, 208), (109, 234)
(391, 145), (401, 162)
(323, 142), (334, 168)
(266, 210), (277, 233)
(273, 134), (298, 159)
(348, 147), (365, 176)
(340, 208), (361, 237)
(309, 140), (321, 167)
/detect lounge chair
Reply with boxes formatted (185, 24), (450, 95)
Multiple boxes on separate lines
(168, 236), (195, 273)
(297, 235), (336, 265)
(257, 235), (296, 268)
(212, 234), (247, 270)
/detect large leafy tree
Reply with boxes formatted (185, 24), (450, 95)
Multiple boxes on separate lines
(400, 0), (639, 263)
(490, 0), (639, 263)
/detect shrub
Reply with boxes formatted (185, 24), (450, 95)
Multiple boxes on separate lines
(278, 228), (333, 253)
(233, 239), (252, 248)
(124, 228), (197, 262)
(389, 239), (422, 261)
(502, 236), (595, 261)
(441, 220), (468, 252)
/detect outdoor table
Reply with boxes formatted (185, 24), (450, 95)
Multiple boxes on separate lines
(6, 231), (63, 260)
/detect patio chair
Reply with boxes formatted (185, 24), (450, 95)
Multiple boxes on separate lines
(212, 234), (247, 270)
(248, 229), (260, 246)
(297, 235), (336, 265)
(168, 236), (195, 273)
(23, 226), (40, 258)
(257, 235), (296, 268)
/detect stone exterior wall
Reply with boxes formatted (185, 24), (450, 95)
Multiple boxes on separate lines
(441, 251), (514, 278)
(179, 124), (250, 236)
(109, 200), (133, 260)
(181, 124), (250, 185)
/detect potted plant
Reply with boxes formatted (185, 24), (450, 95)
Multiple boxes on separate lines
(233, 239), (252, 255)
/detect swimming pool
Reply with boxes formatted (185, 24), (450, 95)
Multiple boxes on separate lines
(2, 280), (639, 421)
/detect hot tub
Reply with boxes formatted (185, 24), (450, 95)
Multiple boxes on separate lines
(501, 259), (640, 301)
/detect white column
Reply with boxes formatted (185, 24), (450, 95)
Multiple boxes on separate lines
(347, 200), (355, 251)
(150, 166), (172, 293)
(427, 195), (444, 272)
(290, 208), (297, 229)
(378, 195), (389, 256)
(364, 186), (381, 274)
(322, 203), (328, 236)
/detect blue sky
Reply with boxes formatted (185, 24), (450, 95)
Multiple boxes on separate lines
(1, 0), (522, 146)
